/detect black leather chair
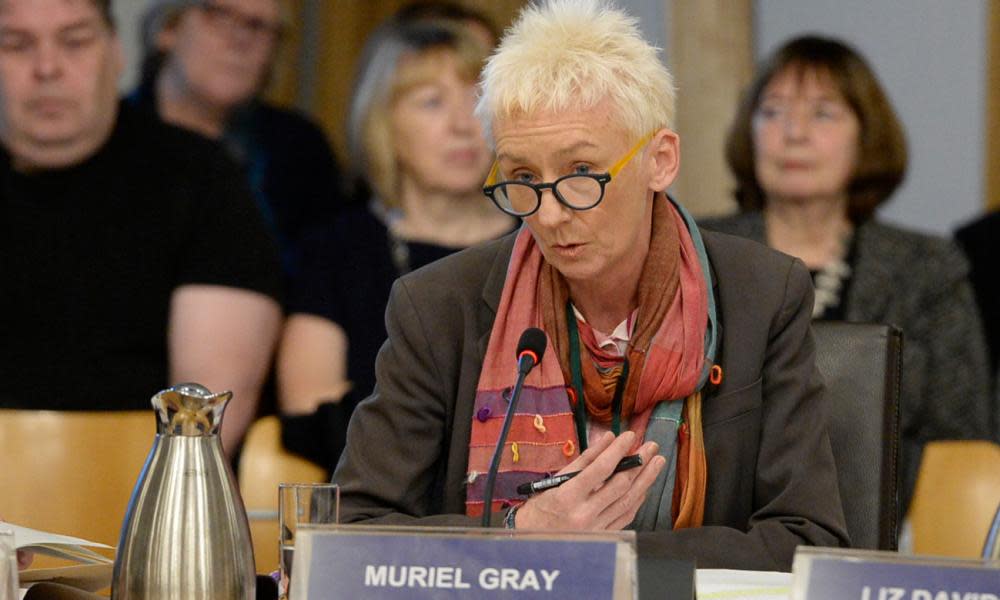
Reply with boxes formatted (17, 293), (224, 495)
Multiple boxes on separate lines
(812, 322), (902, 551)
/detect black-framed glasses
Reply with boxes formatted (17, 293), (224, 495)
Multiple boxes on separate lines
(200, 1), (283, 40)
(482, 131), (655, 217)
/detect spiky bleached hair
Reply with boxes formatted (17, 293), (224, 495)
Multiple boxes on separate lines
(476, 0), (676, 144)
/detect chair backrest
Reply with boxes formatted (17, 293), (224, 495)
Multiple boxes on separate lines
(907, 440), (1000, 557)
(238, 415), (328, 510)
(0, 410), (154, 548)
(812, 322), (902, 551)
(237, 415), (327, 574)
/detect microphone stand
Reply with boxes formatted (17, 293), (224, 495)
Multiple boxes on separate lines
(481, 353), (534, 527)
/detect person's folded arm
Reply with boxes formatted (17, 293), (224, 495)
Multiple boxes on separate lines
(637, 259), (850, 570)
(169, 284), (282, 457)
(276, 313), (354, 469)
(277, 314), (352, 416)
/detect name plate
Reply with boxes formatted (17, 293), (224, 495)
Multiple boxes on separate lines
(289, 524), (636, 599)
(791, 547), (1000, 600)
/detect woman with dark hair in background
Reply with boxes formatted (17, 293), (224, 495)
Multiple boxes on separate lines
(131, 0), (342, 277)
(704, 35), (993, 512)
(277, 19), (515, 473)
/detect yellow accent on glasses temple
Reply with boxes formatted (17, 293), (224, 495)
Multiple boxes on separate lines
(484, 129), (658, 186)
(485, 160), (501, 187)
(608, 130), (656, 177)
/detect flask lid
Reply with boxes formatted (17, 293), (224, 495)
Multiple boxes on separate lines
(151, 382), (233, 436)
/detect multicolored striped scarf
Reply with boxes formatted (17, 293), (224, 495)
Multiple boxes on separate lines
(465, 194), (713, 528)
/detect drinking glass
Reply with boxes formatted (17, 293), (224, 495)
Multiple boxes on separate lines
(278, 483), (339, 599)
(0, 526), (17, 600)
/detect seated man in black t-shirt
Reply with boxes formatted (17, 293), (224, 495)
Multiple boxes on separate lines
(0, 0), (283, 456)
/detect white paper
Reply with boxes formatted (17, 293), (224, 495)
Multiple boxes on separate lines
(18, 563), (114, 590)
(9, 523), (115, 595)
(696, 569), (792, 600)
(5, 524), (112, 551)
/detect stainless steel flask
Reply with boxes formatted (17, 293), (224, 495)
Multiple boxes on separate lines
(112, 383), (255, 599)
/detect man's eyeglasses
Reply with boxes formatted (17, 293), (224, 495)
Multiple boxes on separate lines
(482, 131), (656, 218)
(200, 1), (283, 40)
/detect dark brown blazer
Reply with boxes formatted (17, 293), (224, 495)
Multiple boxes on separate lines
(333, 228), (850, 570)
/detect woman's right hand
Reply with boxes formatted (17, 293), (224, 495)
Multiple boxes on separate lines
(513, 430), (666, 531)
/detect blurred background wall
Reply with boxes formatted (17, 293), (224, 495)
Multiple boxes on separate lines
(113, 0), (152, 89)
(114, 0), (999, 233)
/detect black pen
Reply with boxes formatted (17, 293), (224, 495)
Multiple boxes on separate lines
(516, 454), (644, 495)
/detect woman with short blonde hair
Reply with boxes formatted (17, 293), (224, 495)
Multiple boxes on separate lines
(334, 0), (848, 571)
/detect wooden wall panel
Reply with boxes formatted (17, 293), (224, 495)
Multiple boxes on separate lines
(670, 0), (753, 218)
(264, 0), (306, 108)
(305, 0), (405, 158)
(989, 0), (1000, 210)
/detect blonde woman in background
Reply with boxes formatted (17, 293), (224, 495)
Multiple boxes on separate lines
(277, 20), (515, 473)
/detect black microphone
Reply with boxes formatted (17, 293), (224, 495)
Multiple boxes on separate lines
(481, 327), (548, 527)
(516, 327), (547, 375)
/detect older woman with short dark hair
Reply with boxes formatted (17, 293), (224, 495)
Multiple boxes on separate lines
(333, 0), (849, 570)
(725, 36), (907, 224)
(705, 35), (992, 512)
